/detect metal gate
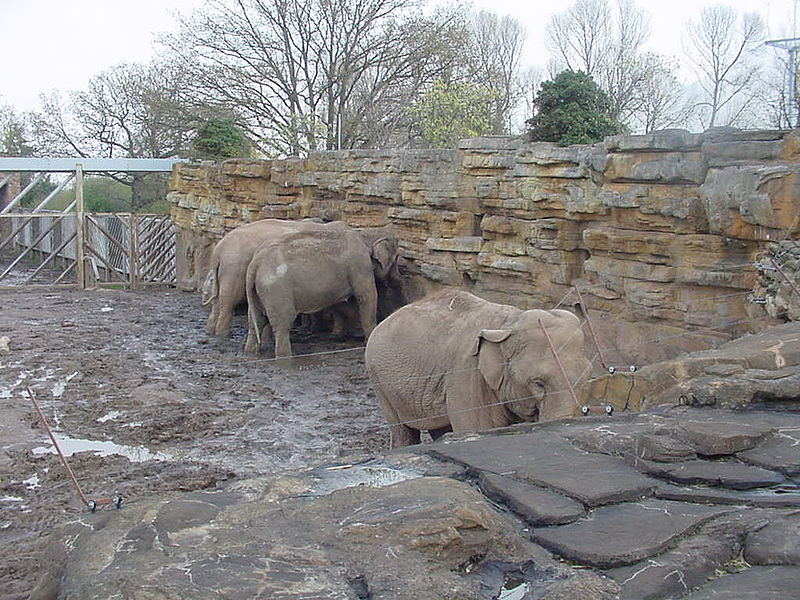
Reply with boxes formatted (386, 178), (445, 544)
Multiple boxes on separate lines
(0, 159), (181, 289)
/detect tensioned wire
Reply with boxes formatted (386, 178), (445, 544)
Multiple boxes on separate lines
(225, 289), (790, 394)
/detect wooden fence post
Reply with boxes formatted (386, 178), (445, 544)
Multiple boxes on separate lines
(129, 213), (138, 289)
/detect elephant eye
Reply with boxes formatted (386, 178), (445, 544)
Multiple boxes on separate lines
(527, 378), (545, 397)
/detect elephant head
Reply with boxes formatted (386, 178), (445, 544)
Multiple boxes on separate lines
(470, 309), (592, 421)
(357, 226), (400, 281)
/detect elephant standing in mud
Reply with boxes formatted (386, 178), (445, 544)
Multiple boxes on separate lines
(244, 227), (384, 358)
(204, 219), (329, 338)
(204, 219), (400, 339)
(364, 289), (593, 448)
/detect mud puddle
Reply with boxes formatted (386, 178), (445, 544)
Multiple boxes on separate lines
(0, 286), (387, 599)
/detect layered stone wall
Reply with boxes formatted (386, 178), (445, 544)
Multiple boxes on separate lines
(168, 128), (800, 363)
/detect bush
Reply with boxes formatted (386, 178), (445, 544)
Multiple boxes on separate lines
(527, 70), (622, 145)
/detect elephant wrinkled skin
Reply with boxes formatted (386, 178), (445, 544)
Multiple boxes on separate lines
(364, 289), (593, 448)
(204, 219), (399, 339)
(204, 219), (329, 338)
(244, 227), (380, 358)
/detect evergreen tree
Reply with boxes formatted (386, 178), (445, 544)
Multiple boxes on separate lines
(527, 70), (622, 145)
(192, 118), (251, 160)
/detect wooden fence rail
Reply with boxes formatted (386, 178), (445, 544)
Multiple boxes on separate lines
(0, 211), (175, 288)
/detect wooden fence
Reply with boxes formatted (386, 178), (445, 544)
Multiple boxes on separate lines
(0, 212), (175, 288)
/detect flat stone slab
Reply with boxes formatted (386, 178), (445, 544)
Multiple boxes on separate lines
(531, 500), (730, 568)
(478, 472), (586, 526)
(656, 483), (800, 508)
(634, 432), (697, 462)
(744, 513), (800, 565)
(676, 421), (773, 455)
(607, 512), (751, 600)
(635, 458), (785, 490)
(430, 432), (659, 506)
(738, 430), (800, 476)
(681, 566), (800, 599)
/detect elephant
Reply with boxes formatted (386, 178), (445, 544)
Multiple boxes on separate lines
(364, 289), (594, 448)
(204, 219), (328, 338)
(244, 226), (380, 358)
(204, 219), (400, 338)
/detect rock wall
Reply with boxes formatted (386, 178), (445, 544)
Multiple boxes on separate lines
(168, 128), (800, 363)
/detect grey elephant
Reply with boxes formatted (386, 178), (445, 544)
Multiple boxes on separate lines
(364, 289), (593, 448)
(204, 219), (399, 338)
(204, 219), (328, 337)
(244, 226), (380, 358)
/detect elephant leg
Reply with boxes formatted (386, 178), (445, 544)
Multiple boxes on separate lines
(268, 312), (294, 359)
(390, 422), (420, 449)
(206, 301), (219, 335)
(352, 280), (378, 340)
(428, 426), (452, 442)
(273, 329), (293, 359)
(372, 384), (419, 449)
(214, 294), (237, 338)
(244, 302), (267, 355)
(330, 307), (347, 339)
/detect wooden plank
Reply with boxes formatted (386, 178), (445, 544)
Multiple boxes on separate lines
(22, 231), (77, 284)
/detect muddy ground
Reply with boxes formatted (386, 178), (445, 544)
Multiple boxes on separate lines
(0, 285), (389, 600)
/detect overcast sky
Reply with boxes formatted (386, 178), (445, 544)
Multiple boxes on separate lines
(0, 0), (797, 112)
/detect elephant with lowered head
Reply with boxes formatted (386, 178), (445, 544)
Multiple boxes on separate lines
(204, 219), (399, 338)
(244, 226), (381, 358)
(364, 289), (593, 448)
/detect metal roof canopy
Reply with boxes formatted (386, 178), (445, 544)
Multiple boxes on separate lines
(0, 157), (186, 173)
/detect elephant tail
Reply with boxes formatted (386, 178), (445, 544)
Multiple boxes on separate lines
(246, 270), (263, 348)
(200, 264), (218, 306)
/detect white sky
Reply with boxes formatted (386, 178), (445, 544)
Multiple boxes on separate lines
(0, 0), (797, 112)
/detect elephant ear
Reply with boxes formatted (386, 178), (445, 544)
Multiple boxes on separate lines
(371, 237), (396, 271)
(471, 329), (512, 391)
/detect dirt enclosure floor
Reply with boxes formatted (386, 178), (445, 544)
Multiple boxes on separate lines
(0, 286), (388, 599)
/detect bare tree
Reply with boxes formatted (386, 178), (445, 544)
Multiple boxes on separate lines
(684, 6), (765, 129)
(545, 0), (681, 130)
(30, 61), (198, 209)
(600, 0), (650, 124)
(467, 11), (526, 133)
(630, 54), (693, 132)
(546, 0), (611, 76)
(162, 0), (468, 154)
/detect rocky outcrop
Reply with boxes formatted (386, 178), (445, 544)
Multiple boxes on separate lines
(580, 320), (800, 411)
(753, 239), (800, 321)
(169, 128), (800, 361)
(37, 407), (800, 600)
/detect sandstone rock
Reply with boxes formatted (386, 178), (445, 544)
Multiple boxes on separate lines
(676, 421), (773, 456)
(744, 513), (800, 565)
(681, 565), (800, 599)
(429, 432), (659, 507)
(607, 512), (752, 600)
(604, 151), (707, 184)
(584, 255), (676, 282)
(700, 165), (800, 238)
(702, 140), (783, 167)
(531, 500), (730, 568)
(738, 432), (800, 476)
(605, 129), (700, 152)
(633, 433), (697, 462)
(634, 458), (785, 490)
(168, 130), (800, 364)
(478, 472), (586, 526)
(655, 483), (800, 508)
(425, 236), (483, 253)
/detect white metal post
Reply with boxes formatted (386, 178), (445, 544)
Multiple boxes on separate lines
(75, 164), (85, 289)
